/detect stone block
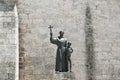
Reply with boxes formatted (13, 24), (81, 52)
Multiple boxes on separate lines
(0, 33), (7, 38)
(8, 38), (16, 44)
(3, 17), (12, 22)
(0, 22), (3, 27)
(8, 73), (15, 80)
(3, 22), (15, 29)
(0, 29), (14, 33)
(7, 34), (16, 38)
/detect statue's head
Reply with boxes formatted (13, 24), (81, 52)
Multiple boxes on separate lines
(68, 42), (71, 47)
(59, 31), (64, 37)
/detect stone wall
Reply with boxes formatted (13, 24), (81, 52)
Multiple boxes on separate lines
(91, 0), (120, 79)
(18, 0), (86, 80)
(16, 0), (120, 80)
(0, 1), (18, 80)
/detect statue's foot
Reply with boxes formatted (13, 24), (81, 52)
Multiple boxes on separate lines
(69, 71), (72, 73)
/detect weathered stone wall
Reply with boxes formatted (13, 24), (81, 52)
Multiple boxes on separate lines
(91, 0), (120, 80)
(17, 0), (120, 80)
(18, 0), (86, 80)
(0, 1), (18, 80)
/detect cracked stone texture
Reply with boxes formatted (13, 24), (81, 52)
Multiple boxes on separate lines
(17, 0), (120, 80)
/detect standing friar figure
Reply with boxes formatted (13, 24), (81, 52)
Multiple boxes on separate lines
(49, 25), (68, 72)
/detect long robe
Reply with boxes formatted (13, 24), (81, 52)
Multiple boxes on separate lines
(50, 37), (68, 72)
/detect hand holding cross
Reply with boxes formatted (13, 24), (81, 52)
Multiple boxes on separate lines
(48, 25), (53, 37)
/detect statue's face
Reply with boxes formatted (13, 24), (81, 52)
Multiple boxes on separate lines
(59, 31), (64, 37)
(60, 33), (64, 37)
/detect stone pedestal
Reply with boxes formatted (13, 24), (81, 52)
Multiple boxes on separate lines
(53, 72), (75, 80)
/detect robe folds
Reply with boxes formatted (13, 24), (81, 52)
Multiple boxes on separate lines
(50, 37), (68, 72)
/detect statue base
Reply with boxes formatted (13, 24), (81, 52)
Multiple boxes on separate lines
(53, 72), (76, 80)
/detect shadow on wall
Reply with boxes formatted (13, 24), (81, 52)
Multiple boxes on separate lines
(84, 4), (96, 80)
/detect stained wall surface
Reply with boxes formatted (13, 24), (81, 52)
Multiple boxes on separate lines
(17, 0), (120, 80)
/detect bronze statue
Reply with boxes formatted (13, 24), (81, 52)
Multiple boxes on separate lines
(65, 42), (73, 72)
(49, 25), (73, 72)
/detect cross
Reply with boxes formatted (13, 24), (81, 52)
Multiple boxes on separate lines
(48, 25), (53, 33)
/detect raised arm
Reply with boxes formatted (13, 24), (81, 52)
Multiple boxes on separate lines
(50, 34), (57, 44)
(48, 25), (57, 44)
